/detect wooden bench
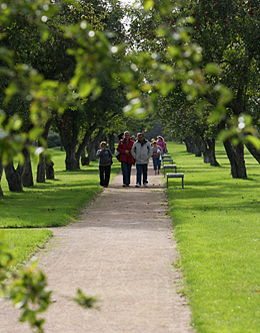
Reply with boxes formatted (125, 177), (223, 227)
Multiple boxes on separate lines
(162, 159), (173, 166)
(167, 173), (184, 188)
(163, 164), (177, 177)
(162, 154), (171, 159)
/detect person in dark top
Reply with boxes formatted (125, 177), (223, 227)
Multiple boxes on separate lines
(96, 141), (113, 187)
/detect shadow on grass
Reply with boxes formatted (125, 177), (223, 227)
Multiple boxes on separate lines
(32, 181), (99, 190)
(0, 182), (101, 228)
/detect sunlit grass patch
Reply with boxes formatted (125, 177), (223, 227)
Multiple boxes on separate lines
(1, 148), (120, 228)
(167, 141), (260, 332)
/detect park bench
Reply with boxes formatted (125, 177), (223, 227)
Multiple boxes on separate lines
(166, 173), (184, 189)
(162, 154), (171, 159)
(163, 164), (177, 177)
(162, 158), (173, 166)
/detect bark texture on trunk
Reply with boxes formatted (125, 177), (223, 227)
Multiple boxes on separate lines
(86, 128), (104, 164)
(193, 138), (202, 157)
(223, 140), (247, 178)
(202, 139), (219, 166)
(59, 127), (78, 171)
(108, 133), (115, 154)
(218, 120), (247, 178)
(37, 154), (46, 183)
(22, 148), (34, 187)
(64, 144), (78, 170)
(5, 162), (24, 192)
(184, 137), (193, 153)
(80, 149), (89, 166)
(184, 137), (203, 156)
(75, 123), (98, 169)
(46, 160), (55, 179)
(37, 118), (53, 182)
(0, 159), (3, 196)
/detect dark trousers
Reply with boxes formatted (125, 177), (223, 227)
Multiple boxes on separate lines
(136, 164), (148, 185)
(99, 165), (111, 186)
(121, 162), (132, 186)
(152, 157), (161, 170)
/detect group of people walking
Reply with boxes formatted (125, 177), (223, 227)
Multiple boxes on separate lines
(96, 132), (167, 188)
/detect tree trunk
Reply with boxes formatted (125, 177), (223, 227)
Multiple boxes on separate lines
(37, 118), (53, 182)
(22, 148), (34, 187)
(37, 154), (46, 183)
(245, 140), (260, 164)
(223, 140), (247, 178)
(5, 161), (24, 192)
(194, 138), (202, 157)
(75, 123), (98, 169)
(46, 160), (55, 179)
(108, 133), (115, 154)
(218, 120), (247, 178)
(80, 148), (89, 166)
(86, 128), (104, 163)
(64, 143), (78, 170)
(0, 159), (3, 196)
(59, 125), (78, 171)
(59, 129), (78, 171)
(202, 138), (219, 166)
(184, 137), (193, 153)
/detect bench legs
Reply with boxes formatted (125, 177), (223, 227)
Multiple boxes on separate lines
(164, 166), (177, 177)
(167, 176), (184, 189)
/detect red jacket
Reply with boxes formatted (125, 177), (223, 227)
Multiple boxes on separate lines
(117, 138), (135, 164)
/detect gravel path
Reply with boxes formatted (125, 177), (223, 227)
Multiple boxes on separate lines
(0, 164), (194, 333)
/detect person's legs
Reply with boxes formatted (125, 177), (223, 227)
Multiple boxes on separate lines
(127, 163), (132, 185)
(158, 159), (161, 174)
(99, 165), (105, 186)
(158, 159), (161, 169)
(136, 164), (142, 185)
(143, 164), (148, 184)
(104, 165), (111, 186)
(121, 162), (128, 185)
(152, 156), (157, 173)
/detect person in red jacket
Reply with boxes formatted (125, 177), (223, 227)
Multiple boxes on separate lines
(117, 131), (135, 187)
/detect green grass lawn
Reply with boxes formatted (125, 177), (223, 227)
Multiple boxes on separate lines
(0, 148), (120, 266)
(166, 141), (260, 333)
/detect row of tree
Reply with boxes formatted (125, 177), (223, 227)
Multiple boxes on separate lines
(152, 0), (260, 177)
(2, 0), (260, 330)
(0, 0), (164, 195)
(2, 0), (260, 196)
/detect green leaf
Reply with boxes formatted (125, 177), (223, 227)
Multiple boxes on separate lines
(205, 63), (222, 76)
(218, 129), (231, 142)
(143, 0), (154, 11)
(4, 82), (18, 104)
(246, 135), (260, 150)
(28, 127), (43, 141)
(73, 289), (98, 309)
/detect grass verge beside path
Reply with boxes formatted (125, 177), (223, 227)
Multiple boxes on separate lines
(3, 229), (53, 270)
(1, 148), (120, 267)
(166, 141), (260, 332)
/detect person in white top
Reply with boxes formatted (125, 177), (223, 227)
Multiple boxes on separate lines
(131, 133), (153, 187)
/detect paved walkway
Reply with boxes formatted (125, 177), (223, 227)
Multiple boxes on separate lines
(0, 164), (194, 333)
